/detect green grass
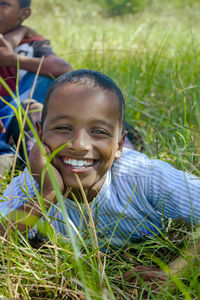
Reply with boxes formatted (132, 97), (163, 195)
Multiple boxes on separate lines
(27, 0), (200, 165)
(0, 0), (200, 298)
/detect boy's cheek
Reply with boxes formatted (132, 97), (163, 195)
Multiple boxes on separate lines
(41, 133), (54, 148)
(41, 138), (54, 155)
(43, 144), (52, 157)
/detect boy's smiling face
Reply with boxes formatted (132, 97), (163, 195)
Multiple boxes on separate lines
(0, 0), (30, 34)
(38, 83), (125, 199)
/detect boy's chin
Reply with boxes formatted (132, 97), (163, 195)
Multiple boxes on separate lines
(63, 177), (104, 202)
(0, 28), (12, 34)
(63, 180), (89, 192)
(63, 181), (92, 192)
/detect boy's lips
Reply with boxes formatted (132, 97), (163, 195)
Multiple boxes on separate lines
(60, 156), (98, 172)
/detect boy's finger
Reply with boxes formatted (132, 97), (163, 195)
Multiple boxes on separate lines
(43, 143), (51, 156)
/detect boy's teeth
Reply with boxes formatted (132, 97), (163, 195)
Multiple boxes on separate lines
(64, 158), (94, 168)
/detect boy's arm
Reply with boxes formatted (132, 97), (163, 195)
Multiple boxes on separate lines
(3, 25), (37, 49)
(118, 265), (167, 289)
(0, 142), (64, 236)
(169, 227), (200, 275)
(120, 234), (200, 289)
(0, 34), (72, 78)
(17, 54), (73, 78)
(0, 189), (57, 235)
(118, 158), (200, 288)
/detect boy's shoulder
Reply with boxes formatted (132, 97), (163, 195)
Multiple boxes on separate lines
(111, 148), (151, 177)
(112, 148), (183, 180)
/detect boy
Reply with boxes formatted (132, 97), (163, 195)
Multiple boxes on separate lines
(0, 0), (72, 169)
(0, 70), (200, 284)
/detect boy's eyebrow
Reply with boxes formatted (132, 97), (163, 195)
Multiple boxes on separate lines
(89, 118), (115, 131)
(49, 115), (115, 131)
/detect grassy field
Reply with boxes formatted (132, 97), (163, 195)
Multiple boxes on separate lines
(1, 0), (200, 298)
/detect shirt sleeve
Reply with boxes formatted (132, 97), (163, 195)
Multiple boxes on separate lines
(149, 159), (200, 224)
(0, 168), (39, 217)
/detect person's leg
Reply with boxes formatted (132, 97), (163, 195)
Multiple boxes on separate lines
(0, 154), (14, 176)
(7, 100), (43, 167)
(18, 72), (54, 104)
(0, 74), (53, 174)
(14, 73), (53, 161)
(0, 96), (18, 153)
(0, 97), (17, 175)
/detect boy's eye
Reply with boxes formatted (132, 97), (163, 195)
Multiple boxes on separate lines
(55, 125), (72, 131)
(91, 129), (110, 136)
(0, 2), (10, 6)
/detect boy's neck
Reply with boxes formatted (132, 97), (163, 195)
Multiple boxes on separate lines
(2, 25), (21, 35)
(68, 188), (98, 203)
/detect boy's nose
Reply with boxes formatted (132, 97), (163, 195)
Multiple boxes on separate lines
(69, 130), (91, 153)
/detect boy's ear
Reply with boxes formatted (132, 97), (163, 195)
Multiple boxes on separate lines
(20, 8), (31, 22)
(115, 130), (127, 160)
(36, 121), (43, 141)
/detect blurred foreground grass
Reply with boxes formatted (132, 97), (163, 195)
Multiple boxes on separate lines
(0, 0), (200, 298)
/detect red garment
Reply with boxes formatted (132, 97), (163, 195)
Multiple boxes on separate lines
(0, 35), (44, 97)
(0, 66), (16, 96)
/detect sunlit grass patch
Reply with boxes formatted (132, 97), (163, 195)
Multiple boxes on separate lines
(0, 0), (200, 298)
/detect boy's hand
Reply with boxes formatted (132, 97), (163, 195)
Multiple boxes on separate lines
(29, 142), (64, 197)
(0, 34), (17, 67)
(117, 265), (167, 290)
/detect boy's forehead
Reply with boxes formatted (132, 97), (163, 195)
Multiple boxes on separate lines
(45, 83), (121, 127)
(50, 83), (120, 111)
(6, 0), (19, 5)
(1, 0), (21, 9)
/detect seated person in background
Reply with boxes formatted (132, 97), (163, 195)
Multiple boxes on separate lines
(0, 0), (72, 172)
(0, 69), (199, 286)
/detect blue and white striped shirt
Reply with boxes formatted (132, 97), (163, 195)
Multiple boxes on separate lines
(1, 148), (200, 248)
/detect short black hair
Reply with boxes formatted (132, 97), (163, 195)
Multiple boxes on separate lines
(18, 0), (31, 8)
(41, 69), (125, 132)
